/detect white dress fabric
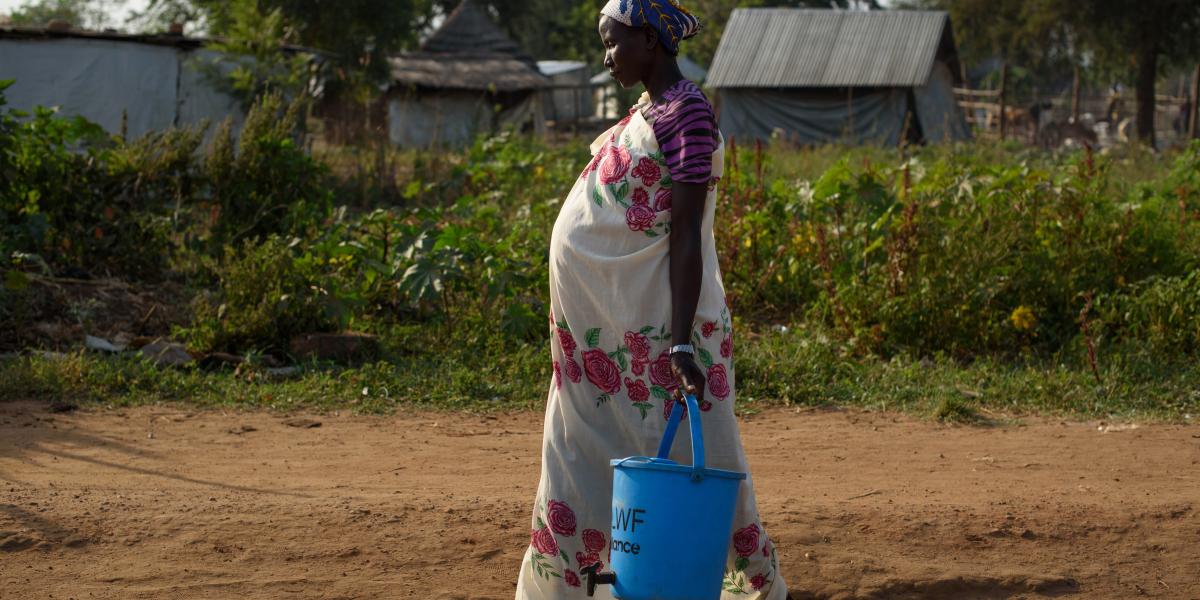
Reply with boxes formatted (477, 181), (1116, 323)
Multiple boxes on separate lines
(515, 97), (787, 600)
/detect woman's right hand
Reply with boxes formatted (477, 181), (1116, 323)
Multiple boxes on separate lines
(669, 351), (706, 406)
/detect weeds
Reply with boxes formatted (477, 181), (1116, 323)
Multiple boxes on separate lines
(3, 82), (1199, 418)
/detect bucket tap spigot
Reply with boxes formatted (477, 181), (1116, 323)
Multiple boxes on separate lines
(582, 564), (616, 597)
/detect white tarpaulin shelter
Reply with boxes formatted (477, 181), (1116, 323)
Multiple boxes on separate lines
(707, 9), (970, 145)
(0, 26), (249, 139)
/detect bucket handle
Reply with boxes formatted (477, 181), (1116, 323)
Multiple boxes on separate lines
(654, 394), (705, 480)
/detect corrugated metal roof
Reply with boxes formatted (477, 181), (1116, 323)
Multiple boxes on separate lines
(707, 9), (950, 89)
(538, 60), (587, 77)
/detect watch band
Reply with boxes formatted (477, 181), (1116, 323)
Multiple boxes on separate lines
(669, 344), (695, 355)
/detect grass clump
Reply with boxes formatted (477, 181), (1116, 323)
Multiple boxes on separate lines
(932, 397), (981, 424)
(5, 325), (1198, 422)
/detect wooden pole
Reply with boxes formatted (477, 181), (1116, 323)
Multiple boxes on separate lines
(1190, 63), (1200, 140)
(998, 62), (1008, 141)
(1071, 65), (1081, 123)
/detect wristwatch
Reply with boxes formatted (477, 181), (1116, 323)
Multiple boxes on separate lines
(669, 344), (695, 356)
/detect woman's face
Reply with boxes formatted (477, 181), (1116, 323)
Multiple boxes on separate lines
(599, 15), (652, 89)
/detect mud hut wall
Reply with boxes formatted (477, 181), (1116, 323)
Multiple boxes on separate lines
(386, 87), (537, 148)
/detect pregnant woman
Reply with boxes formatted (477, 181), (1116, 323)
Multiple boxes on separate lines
(516, 2), (787, 598)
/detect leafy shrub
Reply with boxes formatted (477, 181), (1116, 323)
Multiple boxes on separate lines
(717, 141), (1200, 360)
(1095, 271), (1200, 356)
(181, 236), (341, 354)
(0, 79), (175, 278)
(197, 92), (332, 250)
(0, 84), (330, 280)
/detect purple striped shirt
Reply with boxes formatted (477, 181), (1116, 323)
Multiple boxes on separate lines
(641, 79), (718, 185)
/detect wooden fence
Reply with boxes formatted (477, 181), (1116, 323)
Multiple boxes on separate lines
(955, 85), (1198, 147)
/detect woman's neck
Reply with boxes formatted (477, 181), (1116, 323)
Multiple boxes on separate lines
(643, 59), (684, 103)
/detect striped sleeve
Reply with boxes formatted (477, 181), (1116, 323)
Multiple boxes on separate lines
(651, 84), (718, 185)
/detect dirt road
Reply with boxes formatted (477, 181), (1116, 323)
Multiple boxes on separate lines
(1, 401), (1197, 599)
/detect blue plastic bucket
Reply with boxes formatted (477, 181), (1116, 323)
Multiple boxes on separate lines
(606, 394), (746, 600)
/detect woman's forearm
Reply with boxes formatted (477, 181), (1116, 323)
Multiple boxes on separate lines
(669, 181), (708, 347)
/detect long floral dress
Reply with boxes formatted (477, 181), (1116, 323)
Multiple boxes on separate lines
(515, 94), (787, 600)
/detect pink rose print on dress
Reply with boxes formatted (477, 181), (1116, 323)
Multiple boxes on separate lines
(762, 536), (772, 557)
(632, 187), (649, 206)
(558, 328), (577, 356)
(579, 150), (602, 179)
(701, 322), (716, 338)
(648, 351), (677, 391)
(553, 361), (562, 390)
(625, 378), (650, 403)
(751, 574), (767, 590)
(707, 363), (730, 400)
(598, 144), (632, 185)
(565, 358), (582, 383)
(625, 204), (656, 232)
(582, 529), (607, 553)
(653, 188), (672, 212)
(576, 551), (603, 572)
(663, 397), (688, 421)
(733, 524), (761, 557)
(564, 569), (582, 588)
(720, 335), (732, 359)
(631, 157), (661, 187)
(583, 349), (622, 394)
(700, 399), (712, 412)
(624, 332), (651, 361)
(532, 527), (559, 556)
(546, 500), (577, 536)
(625, 332), (650, 376)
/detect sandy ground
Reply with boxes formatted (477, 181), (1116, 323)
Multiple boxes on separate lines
(1, 400), (1198, 600)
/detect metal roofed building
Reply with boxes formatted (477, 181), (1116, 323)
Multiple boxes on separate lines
(707, 8), (970, 145)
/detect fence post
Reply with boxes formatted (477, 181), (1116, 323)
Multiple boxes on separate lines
(1191, 63), (1200, 140)
(998, 63), (1008, 141)
(1071, 65), (1081, 123)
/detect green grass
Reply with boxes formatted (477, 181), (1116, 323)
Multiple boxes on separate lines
(735, 328), (1200, 421)
(4, 326), (1197, 422)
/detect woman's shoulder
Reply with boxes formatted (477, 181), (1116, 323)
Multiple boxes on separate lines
(644, 79), (714, 133)
(661, 79), (712, 114)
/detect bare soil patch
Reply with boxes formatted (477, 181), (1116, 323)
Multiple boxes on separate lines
(1, 401), (1197, 599)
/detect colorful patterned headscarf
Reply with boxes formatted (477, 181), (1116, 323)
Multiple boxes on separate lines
(600, 0), (702, 55)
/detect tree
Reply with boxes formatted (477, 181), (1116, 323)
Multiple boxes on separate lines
(6, 0), (125, 29)
(912, 0), (1075, 78)
(132, 0), (432, 104)
(920, 0), (1200, 148)
(1066, 0), (1200, 148)
(200, 1), (312, 106)
(258, 0), (431, 101)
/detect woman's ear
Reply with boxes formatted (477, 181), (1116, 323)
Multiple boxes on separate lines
(642, 25), (659, 51)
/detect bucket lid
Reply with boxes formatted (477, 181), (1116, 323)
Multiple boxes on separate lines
(611, 456), (747, 481)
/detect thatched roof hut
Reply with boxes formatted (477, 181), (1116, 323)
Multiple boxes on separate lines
(385, 0), (548, 147)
